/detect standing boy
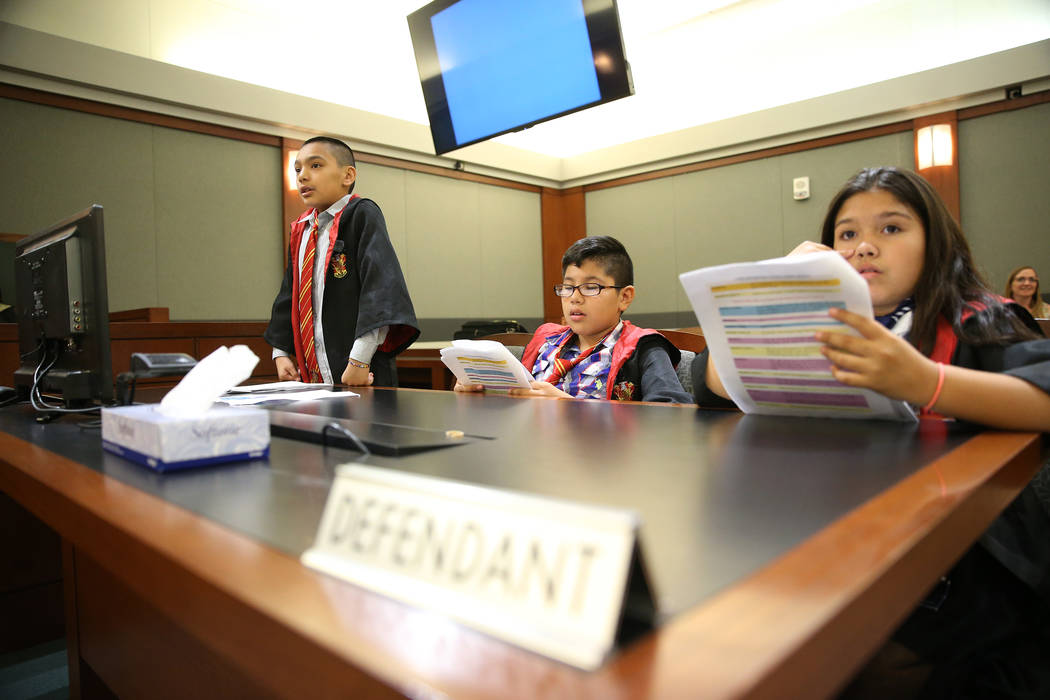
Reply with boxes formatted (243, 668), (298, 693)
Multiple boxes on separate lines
(265, 136), (418, 386)
(456, 236), (691, 402)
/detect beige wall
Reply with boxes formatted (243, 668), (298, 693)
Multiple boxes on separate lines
(0, 96), (544, 325)
(355, 164), (542, 321)
(960, 100), (1050, 294)
(585, 132), (914, 319)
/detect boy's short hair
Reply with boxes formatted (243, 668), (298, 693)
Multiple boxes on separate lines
(301, 136), (357, 194)
(561, 235), (634, 287)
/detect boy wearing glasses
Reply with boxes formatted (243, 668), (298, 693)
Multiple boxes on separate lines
(457, 236), (690, 402)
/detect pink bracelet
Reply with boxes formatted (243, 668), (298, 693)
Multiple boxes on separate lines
(923, 362), (946, 412)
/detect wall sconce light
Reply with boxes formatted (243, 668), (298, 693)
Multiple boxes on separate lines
(285, 150), (299, 191)
(916, 124), (953, 169)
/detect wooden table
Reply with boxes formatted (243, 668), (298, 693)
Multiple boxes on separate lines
(0, 389), (1043, 699)
(395, 341), (454, 391)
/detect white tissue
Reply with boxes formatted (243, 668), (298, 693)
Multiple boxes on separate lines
(158, 345), (260, 418)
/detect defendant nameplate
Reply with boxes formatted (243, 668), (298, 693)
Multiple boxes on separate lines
(301, 464), (642, 670)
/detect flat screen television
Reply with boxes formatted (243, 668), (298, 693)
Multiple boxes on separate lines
(408, 0), (633, 155)
(13, 204), (113, 409)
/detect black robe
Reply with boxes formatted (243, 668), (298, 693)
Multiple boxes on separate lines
(264, 197), (419, 386)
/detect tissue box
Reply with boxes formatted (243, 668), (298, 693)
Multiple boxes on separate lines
(102, 404), (270, 472)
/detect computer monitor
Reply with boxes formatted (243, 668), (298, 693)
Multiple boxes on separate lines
(13, 204), (113, 408)
(408, 0), (633, 155)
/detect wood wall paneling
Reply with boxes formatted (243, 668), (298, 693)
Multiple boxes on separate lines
(913, 112), (961, 222)
(540, 187), (586, 323)
(357, 151), (541, 194)
(0, 340), (18, 387)
(957, 89), (1050, 120)
(577, 90), (1046, 196)
(108, 322), (271, 339)
(0, 322), (279, 389)
(280, 137), (307, 259)
(395, 352), (455, 391)
(0, 84), (279, 147)
(4, 80), (1046, 203)
(3, 81), (1048, 333)
(0, 321), (453, 391)
(108, 308), (170, 323)
(583, 122), (914, 193)
(110, 338), (198, 377)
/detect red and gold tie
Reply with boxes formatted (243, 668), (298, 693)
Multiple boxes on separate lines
(544, 336), (604, 386)
(298, 222), (322, 383)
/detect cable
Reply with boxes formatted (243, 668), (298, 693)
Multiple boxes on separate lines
(20, 338), (45, 361)
(322, 422), (371, 455)
(29, 338), (102, 415)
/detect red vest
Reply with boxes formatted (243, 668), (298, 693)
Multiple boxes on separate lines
(521, 321), (665, 400)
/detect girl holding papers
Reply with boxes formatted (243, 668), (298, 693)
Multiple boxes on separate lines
(699, 167), (1050, 431)
(697, 167), (1050, 698)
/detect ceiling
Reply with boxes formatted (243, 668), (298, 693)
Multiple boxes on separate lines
(155, 0), (1050, 156)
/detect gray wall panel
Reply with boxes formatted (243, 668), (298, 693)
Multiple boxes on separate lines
(960, 101), (1050, 294)
(478, 186), (542, 318)
(4, 93), (1046, 335)
(403, 173), (483, 319)
(0, 97), (545, 330)
(586, 178), (676, 316)
(0, 97), (157, 313)
(399, 172), (543, 324)
(587, 129), (916, 318)
(355, 162), (407, 257)
(672, 159), (782, 315)
(152, 127), (282, 320)
(776, 131), (913, 249)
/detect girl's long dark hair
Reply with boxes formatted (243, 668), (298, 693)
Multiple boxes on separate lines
(820, 167), (1038, 353)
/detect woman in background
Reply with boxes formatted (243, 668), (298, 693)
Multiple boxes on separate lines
(1004, 265), (1050, 318)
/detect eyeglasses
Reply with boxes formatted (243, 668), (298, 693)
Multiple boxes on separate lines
(553, 283), (626, 298)
(1015, 276), (1039, 284)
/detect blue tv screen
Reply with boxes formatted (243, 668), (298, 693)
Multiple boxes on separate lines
(408, 0), (633, 155)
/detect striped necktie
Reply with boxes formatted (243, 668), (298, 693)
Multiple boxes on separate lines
(298, 222), (322, 383)
(544, 334), (607, 386)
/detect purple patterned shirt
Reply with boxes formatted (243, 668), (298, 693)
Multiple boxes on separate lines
(530, 322), (623, 399)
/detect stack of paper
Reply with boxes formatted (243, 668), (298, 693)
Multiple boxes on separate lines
(220, 381), (352, 406)
(680, 251), (916, 421)
(226, 381), (334, 393)
(440, 340), (534, 393)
